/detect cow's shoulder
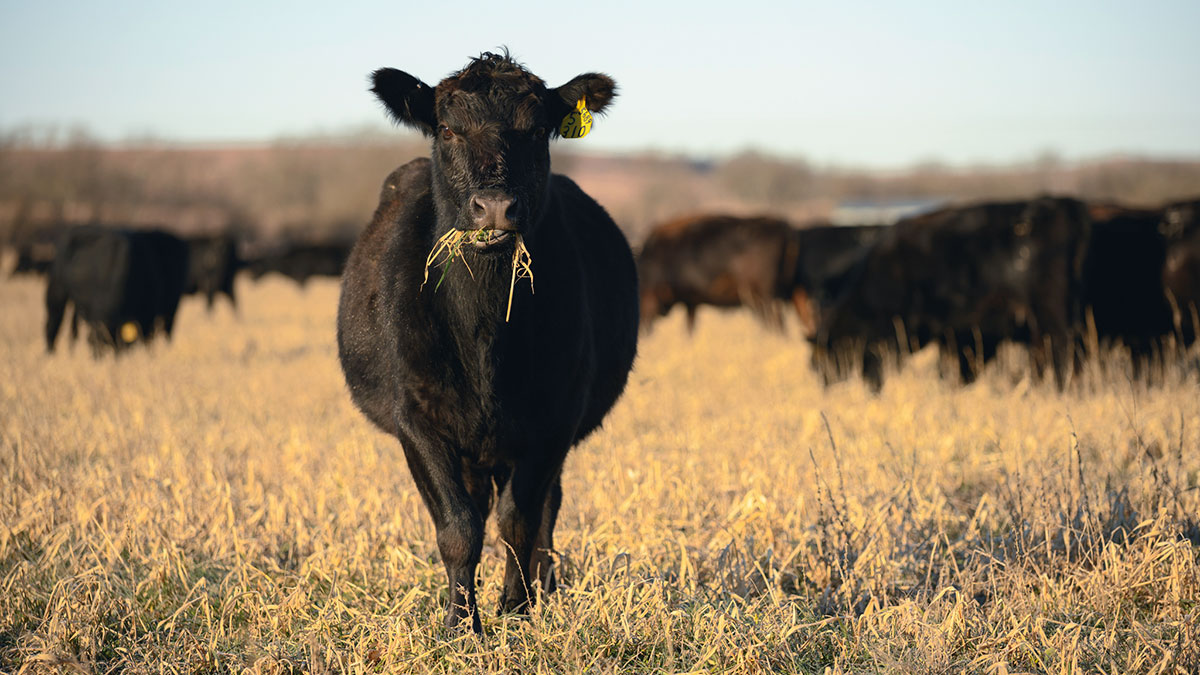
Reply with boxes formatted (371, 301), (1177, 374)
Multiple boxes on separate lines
(546, 172), (587, 205)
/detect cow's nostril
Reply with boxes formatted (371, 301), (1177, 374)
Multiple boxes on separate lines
(470, 193), (520, 230)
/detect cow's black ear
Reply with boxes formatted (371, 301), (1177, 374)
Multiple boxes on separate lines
(371, 68), (436, 137)
(549, 73), (616, 127)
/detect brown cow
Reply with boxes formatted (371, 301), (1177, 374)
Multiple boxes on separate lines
(1162, 198), (1200, 346)
(637, 214), (798, 333)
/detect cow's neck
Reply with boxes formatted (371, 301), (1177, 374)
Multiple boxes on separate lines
(431, 245), (531, 408)
(437, 247), (513, 321)
(424, 222), (532, 362)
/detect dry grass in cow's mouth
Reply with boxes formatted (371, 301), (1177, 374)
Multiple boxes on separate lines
(422, 228), (534, 321)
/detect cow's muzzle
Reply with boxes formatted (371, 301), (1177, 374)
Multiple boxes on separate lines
(463, 190), (523, 249)
(469, 190), (521, 232)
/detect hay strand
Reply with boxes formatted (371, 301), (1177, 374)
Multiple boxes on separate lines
(422, 228), (534, 322)
(507, 235), (534, 322)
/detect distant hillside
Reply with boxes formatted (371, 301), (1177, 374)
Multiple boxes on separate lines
(2, 129), (1198, 248)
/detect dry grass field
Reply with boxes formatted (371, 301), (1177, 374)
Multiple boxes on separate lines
(2, 273), (1199, 674)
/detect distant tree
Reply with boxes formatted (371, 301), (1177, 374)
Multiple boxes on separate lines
(717, 150), (815, 209)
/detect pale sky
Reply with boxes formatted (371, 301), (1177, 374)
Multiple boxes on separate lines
(1, 0), (1198, 168)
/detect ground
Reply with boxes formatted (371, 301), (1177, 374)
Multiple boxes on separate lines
(1, 275), (1198, 674)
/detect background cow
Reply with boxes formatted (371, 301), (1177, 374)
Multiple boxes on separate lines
(1161, 198), (1200, 347)
(637, 214), (797, 333)
(337, 52), (638, 631)
(1081, 205), (1174, 373)
(11, 241), (56, 276)
(46, 226), (189, 355)
(812, 197), (1091, 390)
(789, 223), (886, 338)
(245, 241), (350, 286)
(185, 233), (240, 311)
(8, 224), (66, 277)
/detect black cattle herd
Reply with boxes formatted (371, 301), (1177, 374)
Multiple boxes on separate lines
(9, 156), (1200, 381)
(9, 227), (351, 354)
(639, 197), (1200, 390)
(4, 51), (1199, 633)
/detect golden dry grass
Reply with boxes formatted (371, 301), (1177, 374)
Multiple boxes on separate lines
(2, 275), (1199, 674)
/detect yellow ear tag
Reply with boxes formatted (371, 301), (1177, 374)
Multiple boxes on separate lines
(120, 322), (140, 343)
(559, 96), (593, 139)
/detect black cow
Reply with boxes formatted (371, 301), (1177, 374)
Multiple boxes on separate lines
(790, 223), (886, 338)
(9, 224), (67, 277)
(1161, 198), (1200, 347)
(45, 226), (189, 355)
(337, 52), (638, 631)
(245, 242), (350, 286)
(812, 197), (1091, 390)
(11, 241), (56, 276)
(1081, 204), (1174, 369)
(637, 214), (797, 333)
(185, 234), (240, 311)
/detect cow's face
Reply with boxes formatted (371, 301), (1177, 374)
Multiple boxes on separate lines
(1163, 201), (1199, 240)
(637, 284), (675, 332)
(372, 52), (615, 248)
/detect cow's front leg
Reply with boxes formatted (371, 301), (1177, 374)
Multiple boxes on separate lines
(395, 426), (484, 632)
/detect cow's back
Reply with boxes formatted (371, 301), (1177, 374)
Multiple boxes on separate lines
(676, 217), (791, 300)
(637, 215), (793, 326)
(814, 198), (1091, 385)
(793, 224), (885, 303)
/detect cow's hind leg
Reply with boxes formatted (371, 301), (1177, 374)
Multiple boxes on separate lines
(222, 274), (237, 315)
(99, 321), (122, 356)
(792, 288), (816, 339)
(44, 279), (68, 352)
(862, 343), (887, 393)
(161, 297), (182, 340)
(69, 306), (80, 350)
(956, 331), (998, 384)
(531, 476), (563, 596)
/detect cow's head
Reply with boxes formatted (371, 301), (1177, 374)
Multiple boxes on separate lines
(1162, 200), (1199, 240)
(372, 51), (615, 249)
(638, 283), (675, 333)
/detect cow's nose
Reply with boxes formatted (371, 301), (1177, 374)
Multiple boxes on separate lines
(470, 193), (519, 231)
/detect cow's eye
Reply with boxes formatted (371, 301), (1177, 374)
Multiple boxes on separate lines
(439, 125), (455, 140)
(532, 127), (547, 140)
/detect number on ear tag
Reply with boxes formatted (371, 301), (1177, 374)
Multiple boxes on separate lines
(559, 96), (593, 139)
